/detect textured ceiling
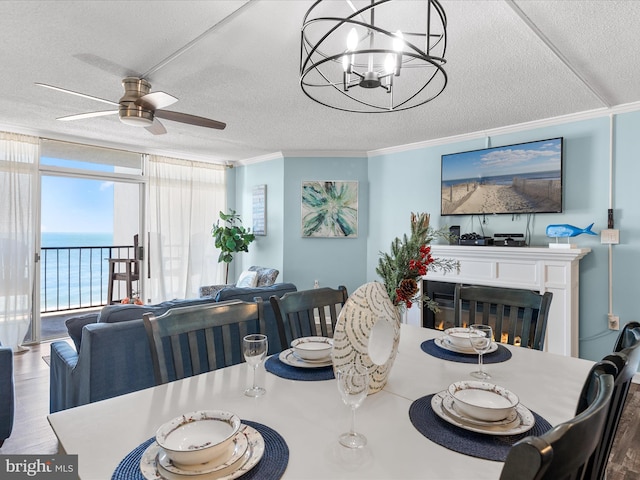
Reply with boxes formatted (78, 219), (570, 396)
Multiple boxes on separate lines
(0, 0), (639, 164)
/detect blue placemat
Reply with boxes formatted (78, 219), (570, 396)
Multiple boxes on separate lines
(409, 394), (552, 462)
(112, 420), (288, 480)
(421, 339), (513, 364)
(265, 354), (335, 381)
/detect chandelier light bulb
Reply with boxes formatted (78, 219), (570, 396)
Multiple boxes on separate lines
(384, 53), (395, 74)
(346, 28), (359, 51)
(393, 30), (404, 52)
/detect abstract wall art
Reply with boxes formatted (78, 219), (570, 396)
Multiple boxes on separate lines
(301, 181), (358, 238)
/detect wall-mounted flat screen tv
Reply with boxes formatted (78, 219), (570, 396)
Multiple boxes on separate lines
(441, 137), (563, 216)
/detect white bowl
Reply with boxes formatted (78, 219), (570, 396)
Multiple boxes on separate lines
(291, 336), (333, 361)
(444, 327), (472, 349)
(156, 410), (241, 466)
(447, 381), (519, 422)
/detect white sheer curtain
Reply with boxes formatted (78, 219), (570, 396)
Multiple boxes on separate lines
(146, 155), (226, 302)
(0, 132), (38, 350)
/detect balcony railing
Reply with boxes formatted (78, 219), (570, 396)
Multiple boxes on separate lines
(40, 244), (135, 313)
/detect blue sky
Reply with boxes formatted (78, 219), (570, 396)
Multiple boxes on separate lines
(441, 138), (562, 182)
(41, 158), (114, 233)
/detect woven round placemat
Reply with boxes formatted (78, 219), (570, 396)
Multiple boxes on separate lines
(408, 394), (552, 462)
(265, 355), (335, 381)
(111, 420), (288, 480)
(421, 339), (513, 364)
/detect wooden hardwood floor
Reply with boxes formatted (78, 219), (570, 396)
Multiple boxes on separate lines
(1, 341), (639, 479)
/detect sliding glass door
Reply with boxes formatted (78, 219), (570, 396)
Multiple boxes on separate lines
(26, 140), (144, 343)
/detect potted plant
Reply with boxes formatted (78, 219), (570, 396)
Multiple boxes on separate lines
(211, 209), (256, 284)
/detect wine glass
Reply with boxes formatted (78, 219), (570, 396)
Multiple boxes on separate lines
(469, 324), (493, 379)
(336, 367), (369, 448)
(243, 334), (268, 397)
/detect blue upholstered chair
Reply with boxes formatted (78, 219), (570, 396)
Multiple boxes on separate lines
(0, 341), (15, 448)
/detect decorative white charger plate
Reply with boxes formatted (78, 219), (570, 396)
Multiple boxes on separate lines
(278, 349), (332, 368)
(158, 426), (249, 475)
(140, 424), (265, 480)
(435, 336), (499, 355)
(431, 391), (535, 436)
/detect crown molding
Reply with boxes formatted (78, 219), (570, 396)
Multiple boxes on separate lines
(235, 151), (284, 166)
(367, 101), (640, 158)
(281, 149), (368, 158)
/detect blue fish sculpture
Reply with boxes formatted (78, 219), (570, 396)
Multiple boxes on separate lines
(546, 223), (597, 238)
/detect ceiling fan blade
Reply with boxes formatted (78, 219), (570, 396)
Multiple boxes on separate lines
(136, 91), (178, 110)
(57, 110), (118, 121)
(145, 118), (167, 135)
(35, 82), (119, 106)
(155, 110), (226, 130)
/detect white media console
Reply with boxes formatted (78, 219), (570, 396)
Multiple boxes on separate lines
(406, 245), (591, 357)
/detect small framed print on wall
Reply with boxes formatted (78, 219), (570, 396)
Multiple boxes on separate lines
(252, 184), (266, 235)
(301, 181), (358, 238)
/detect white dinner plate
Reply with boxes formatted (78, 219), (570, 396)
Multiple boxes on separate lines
(279, 348), (332, 368)
(140, 424), (265, 480)
(158, 428), (249, 475)
(435, 336), (499, 355)
(431, 391), (535, 436)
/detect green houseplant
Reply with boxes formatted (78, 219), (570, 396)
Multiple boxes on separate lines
(211, 209), (256, 284)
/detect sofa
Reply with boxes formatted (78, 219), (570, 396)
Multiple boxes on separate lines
(0, 341), (14, 447)
(49, 282), (297, 413)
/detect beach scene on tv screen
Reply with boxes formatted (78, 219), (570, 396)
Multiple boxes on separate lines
(441, 138), (562, 215)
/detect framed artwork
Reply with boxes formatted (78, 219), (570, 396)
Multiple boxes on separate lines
(301, 181), (358, 238)
(252, 184), (266, 235)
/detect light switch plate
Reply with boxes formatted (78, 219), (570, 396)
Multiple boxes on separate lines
(601, 229), (620, 244)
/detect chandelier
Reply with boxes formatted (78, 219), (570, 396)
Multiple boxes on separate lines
(300, 0), (447, 113)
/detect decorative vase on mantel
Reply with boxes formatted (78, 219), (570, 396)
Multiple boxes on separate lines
(332, 281), (401, 394)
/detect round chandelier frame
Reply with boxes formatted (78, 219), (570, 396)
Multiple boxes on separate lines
(300, 0), (448, 113)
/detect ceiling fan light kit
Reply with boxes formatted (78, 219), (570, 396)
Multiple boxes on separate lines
(300, 0), (448, 113)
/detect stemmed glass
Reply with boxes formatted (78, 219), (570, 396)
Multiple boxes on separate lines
(243, 334), (268, 397)
(336, 367), (369, 449)
(469, 324), (493, 379)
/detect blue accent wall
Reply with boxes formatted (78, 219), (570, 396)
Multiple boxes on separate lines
(232, 157), (285, 283)
(234, 110), (640, 362)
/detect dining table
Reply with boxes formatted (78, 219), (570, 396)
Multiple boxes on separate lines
(47, 324), (595, 480)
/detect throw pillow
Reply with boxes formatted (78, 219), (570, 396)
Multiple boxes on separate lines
(236, 270), (258, 288)
(248, 266), (279, 287)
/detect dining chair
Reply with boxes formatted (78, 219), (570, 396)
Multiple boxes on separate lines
(579, 328), (640, 480)
(270, 286), (348, 350)
(614, 321), (640, 352)
(453, 284), (553, 350)
(143, 299), (264, 385)
(500, 360), (616, 480)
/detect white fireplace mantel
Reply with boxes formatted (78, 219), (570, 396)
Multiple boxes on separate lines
(409, 245), (591, 357)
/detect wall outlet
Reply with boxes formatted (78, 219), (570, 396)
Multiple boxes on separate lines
(601, 229), (620, 244)
(313, 280), (319, 289)
(608, 314), (620, 330)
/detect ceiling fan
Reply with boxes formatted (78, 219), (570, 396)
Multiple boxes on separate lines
(35, 77), (226, 135)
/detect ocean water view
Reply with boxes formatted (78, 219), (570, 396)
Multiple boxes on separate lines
(41, 232), (114, 311)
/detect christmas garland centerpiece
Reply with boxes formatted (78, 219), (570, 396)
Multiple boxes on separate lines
(376, 212), (459, 311)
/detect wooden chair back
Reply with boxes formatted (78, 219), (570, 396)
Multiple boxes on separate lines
(453, 284), (553, 350)
(500, 361), (616, 480)
(270, 286), (348, 349)
(143, 300), (264, 385)
(579, 326), (640, 480)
